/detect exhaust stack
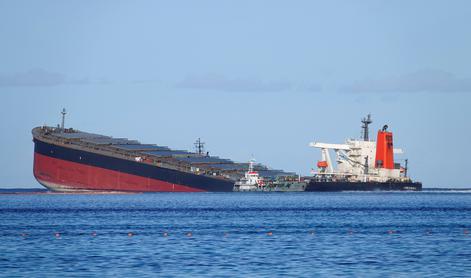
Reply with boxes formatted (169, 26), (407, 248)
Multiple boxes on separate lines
(375, 125), (394, 169)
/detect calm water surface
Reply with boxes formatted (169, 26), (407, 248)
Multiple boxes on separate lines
(1, 192), (471, 277)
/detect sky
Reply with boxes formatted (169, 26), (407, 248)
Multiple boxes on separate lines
(1, 0), (470, 188)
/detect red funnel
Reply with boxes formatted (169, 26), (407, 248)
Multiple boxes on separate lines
(375, 130), (394, 169)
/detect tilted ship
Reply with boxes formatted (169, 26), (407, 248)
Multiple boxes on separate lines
(306, 114), (422, 191)
(32, 109), (300, 192)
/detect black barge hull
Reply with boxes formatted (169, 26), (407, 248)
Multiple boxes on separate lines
(306, 180), (422, 192)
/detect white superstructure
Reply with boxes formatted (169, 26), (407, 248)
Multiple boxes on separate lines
(235, 159), (265, 191)
(309, 115), (410, 183)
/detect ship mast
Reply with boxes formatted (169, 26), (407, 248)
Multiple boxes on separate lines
(60, 108), (67, 131)
(249, 158), (255, 172)
(404, 159), (408, 177)
(361, 114), (372, 141)
(194, 138), (205, 156)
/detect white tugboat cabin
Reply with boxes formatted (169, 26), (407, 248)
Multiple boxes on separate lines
(235, 159), (264, 191)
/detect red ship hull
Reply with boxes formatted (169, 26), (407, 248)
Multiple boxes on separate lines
(33, 153), (204, 192)
(32, 138), (235, 192)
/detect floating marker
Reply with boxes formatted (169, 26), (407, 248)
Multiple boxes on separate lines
(54, 232), (61, 238)
(309, 230), (315, 235)
(91, 231), (97, 237)
(186, 232), (192, 237)
(267, 231), (273, 236)
(128, 232), (133, 237)
(163, 232), (168, 237)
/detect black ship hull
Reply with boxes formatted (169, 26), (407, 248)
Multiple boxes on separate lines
(306, 180), (422, 192)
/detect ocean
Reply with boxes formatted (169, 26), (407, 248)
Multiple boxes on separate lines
(1, 192), (471, 277)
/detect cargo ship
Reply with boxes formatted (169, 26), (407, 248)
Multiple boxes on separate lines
(306, 114), (422, 191)
(32, 109), (300, 192)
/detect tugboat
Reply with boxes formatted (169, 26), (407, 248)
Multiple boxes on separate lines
(306, 114), (422, 191)
(234, 159), (307, 192)
(234, 159), (264, 191)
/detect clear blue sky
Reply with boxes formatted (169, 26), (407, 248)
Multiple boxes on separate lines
(1, 0), (470, 188)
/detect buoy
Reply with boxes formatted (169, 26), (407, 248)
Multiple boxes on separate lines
(267, 231), (273, 236)
(128, 232), (133, 237)
(348, 229), (353, 235)
(309, 230), (315, 235)
(464, 229), (469, 235)
(186, 232), (192, 237)
(54, 232), (61, 238)
(163, 232), (168, 237)
(91, 231), (97, 237)
(20, 233), (28, 237)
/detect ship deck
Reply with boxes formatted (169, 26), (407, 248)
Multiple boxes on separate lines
(32, 126), (297, 182)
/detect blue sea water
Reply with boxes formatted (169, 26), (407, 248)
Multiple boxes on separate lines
(1, 192), (471, 277)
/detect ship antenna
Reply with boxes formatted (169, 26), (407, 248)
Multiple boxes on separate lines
(249, 157), (256, 172)
(404, 159), (408, 177)
(361, 114), (372, 141)
(61, 108), (67, 131)
(194, 138), (205, 155)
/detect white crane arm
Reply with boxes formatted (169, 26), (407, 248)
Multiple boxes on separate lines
(309, 142), (351, 150)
